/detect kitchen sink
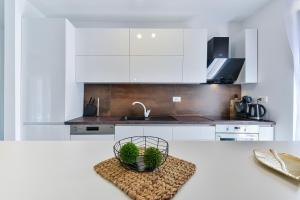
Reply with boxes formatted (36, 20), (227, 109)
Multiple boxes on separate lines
(121, 116), (177, 121)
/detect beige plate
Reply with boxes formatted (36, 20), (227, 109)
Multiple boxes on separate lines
(254, 149), (300, 181)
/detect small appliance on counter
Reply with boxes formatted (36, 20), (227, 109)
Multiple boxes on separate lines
(232, 96), (253, 119)
(231, 96), (267, 120)
(248, 98), (267, 120)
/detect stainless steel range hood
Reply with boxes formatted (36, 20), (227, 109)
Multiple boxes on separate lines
(207, 37), (245, 84)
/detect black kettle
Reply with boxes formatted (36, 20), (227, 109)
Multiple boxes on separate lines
(248, 99), (266, 120)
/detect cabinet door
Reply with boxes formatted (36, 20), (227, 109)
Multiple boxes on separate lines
(76, 28), (129, 55)
(183, 29), (207, 83)
(76, 56), (130, 83)
(130, 56), (183, 83)
(22, 125), (70, 141)
(130, 29), (183, 55)
(173, 126), (215, 141)
(244, 29), (258, 83)
(259, 126), (274, 141)
(115, 126), (144, 141)
(22, 19), (66, 123)
(143, 126), (173, 141)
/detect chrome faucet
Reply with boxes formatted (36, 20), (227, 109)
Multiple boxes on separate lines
(132, 101), (151, 118)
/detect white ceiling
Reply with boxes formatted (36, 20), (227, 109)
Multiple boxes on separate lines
(27, 0), (272, 24)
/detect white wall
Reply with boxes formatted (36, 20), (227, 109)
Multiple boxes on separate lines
(241, 0), (294, 140)
(4, 0), (44, 140)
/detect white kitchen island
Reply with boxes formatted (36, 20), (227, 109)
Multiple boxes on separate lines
(0, 142), (299, 200)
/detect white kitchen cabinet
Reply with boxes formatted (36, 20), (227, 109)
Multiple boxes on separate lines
(22, 125), (70, 141)
(183, 29), (208, 83)
(234, 29), (258, 84)
(76, 56), (130, 83)
(130, 56), (183, 83)
(74, 28), (207, 84)
(116, 125), (216, 142)
(173, 126), (216, 141)
(70, 135), (114, 141)
(76, 28), (129, 55)
(115, 126), (144, 141)
(259, 126), (274, 141)
(22, 19), (83, 123)
(22, 19), (83, 140)
(143, 126), (173, 141)
(130, 29), (183, 56)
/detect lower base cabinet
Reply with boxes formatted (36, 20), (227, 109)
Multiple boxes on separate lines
(115, 125), (216, 141)
(70, 134), (114, 141)
(115, 126), (143, 141)
(259, 126), (275, 141)
(22, 125), (70, 141)
(143, 126), (173, 141)
(173, 126), (216, 141)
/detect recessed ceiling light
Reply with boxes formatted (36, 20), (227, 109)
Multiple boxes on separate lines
(136, 34), (142, 39)
(151, 33), (156, 38)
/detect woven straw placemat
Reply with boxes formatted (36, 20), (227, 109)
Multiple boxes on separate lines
(94, 156), (196, 200)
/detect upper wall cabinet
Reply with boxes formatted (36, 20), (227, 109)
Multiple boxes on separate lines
(230, 29), (258, 84)
(130, 29), (183, 55)
(130, 56), (183, 83)
(183, 29), (208, 83)
(76, 56), (130, 83)
(75, 28), (207, 83)
(243, 29), (258, 83)
(76, 28), (130, 55)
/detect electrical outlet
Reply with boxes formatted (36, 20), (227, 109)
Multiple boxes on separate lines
(173, 97), (181, 103)
(257, 96), (268, 103)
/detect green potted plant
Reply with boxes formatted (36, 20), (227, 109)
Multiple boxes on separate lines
(119, 142), (139, 165)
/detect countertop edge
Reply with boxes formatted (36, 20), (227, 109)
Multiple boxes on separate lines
(64, 116), (276, 126)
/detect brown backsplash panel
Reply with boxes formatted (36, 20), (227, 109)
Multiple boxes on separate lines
(84, 84), (241, 117)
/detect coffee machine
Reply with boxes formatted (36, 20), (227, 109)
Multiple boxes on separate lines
(231, 96), (267, 120)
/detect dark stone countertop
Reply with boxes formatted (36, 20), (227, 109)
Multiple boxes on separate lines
(65, 115), (275, 126)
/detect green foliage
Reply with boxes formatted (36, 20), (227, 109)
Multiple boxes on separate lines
(119, 142), (139, 164)
(144, 147), (162, 169)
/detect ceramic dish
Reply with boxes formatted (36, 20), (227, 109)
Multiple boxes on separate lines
(254, 149), (300, 181)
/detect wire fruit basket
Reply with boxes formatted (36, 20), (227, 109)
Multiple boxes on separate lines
(113, 136), (169, 172)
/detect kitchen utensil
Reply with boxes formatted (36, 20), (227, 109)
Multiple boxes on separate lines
(254, 149), (300, 181)
(96, 97), (100, 117)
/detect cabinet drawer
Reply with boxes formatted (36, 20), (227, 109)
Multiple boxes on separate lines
(173, 126), (215, 141)
(76, 56), (130, 83)
(130, 56), (183, 83)
(130, 29), (183, 55)
(76, 28), (129, 55)
(143, 126), (173, 141)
